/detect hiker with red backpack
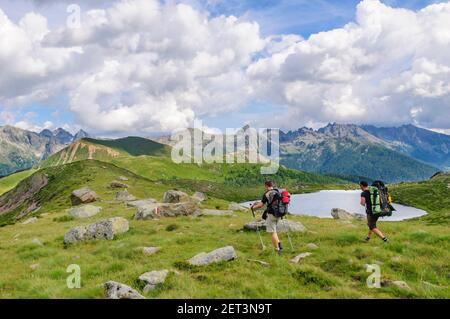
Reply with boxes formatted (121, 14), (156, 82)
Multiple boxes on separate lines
(251, 181), (290, 254)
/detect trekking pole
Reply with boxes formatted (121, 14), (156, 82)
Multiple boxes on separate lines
(283, 216), (295, 251)
(251, 206), (266, 250)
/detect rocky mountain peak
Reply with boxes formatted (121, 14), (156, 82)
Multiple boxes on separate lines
(73, 129), (90, 141)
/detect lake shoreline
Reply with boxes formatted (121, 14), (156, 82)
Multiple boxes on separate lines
(242, 189), (428, 222)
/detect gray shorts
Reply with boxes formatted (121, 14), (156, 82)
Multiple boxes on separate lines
(266, 214), (280, 233)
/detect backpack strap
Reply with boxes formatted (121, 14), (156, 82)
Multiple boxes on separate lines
(267, 189), (280, 207)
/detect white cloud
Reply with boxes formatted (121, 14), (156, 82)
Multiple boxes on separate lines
(1, 0), (450, 133)
(40, 0), (264, 132)
(14, 119), (53, 132)
(248, 0), (450, 130)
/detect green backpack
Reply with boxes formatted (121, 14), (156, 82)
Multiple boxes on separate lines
(368, 181), (395, 217)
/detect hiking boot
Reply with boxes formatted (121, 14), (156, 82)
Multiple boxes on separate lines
(382, 237), (389, 243)
(278, 242), (283, 251)
(363, 237), (371, 243)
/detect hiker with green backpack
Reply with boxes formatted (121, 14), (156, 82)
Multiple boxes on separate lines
(251, 181), (290, 254)
(359, 181), (394, 243)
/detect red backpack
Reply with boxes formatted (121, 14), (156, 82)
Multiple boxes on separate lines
(267, 188), (290, 218)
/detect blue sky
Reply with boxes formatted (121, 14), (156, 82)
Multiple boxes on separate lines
(0, 0), (449, 135)
(198, 0), (444, 37)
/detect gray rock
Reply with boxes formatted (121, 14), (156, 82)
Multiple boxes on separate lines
(331, 208), (364, 220)
(162, 190), (189, 203)
(71, 188), (98, 206)
(104, 281), (145, 299)
(22, 217), (38, 225)
(110, 181), (129, 189)
(68, 205), (102, 219)
(126, 199), (157, 208)
(392, 280), (411, 290)
(142, 247), (161, 255)
(228, 202), (248, 211)
(134, 202), (198, 220)
(306, 243), (319, 250)
(243, 219), (307, 233)
(290, 252), (312, 264)
(117, 176), (129, 181)
(192, 192), (207, 202)
(64, 217), (129, 244)
(116, 189), (136, 202)
(188, 246), (237, 266)
(138, 270), (169, 292)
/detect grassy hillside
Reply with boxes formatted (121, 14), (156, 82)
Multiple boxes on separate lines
(0, 198), (448, 298)
(39, 137), (343, 184)
(0, 158), (448, 298)
(0, 169), (36, 195)
(0, 159), (346, 226)
(40, 137), (169, 168)
(0, 137), (448, 299)
(390, 173), (450, 225)
(0, 161), (166, 227)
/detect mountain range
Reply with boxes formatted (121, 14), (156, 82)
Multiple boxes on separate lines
(280, 123), (446, 182)
(0, 123), (449, 182)
(0, 126), (89, 177)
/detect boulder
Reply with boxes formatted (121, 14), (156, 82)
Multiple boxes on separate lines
(331, 208), (364, 220)
(228, 202), (248, 212)
(64, 217), (129, 244)
(126, 199), (157, 208)
(162, 190), (190, 203)
(116, 190), (136, 202)
(68, 205), (102, 219)
(138, 270), (169, 292)
(243, 219), (307, 233)
(71, 188), (98, 206)
(290, 252), (312, 264)
(110, 181), (129, 189)
(104, 281), (145, 299)
(142, 247), (161, 255)
(191, 192), (207, 202)
(196, 209), (234, 217)
(187, 246), (237, 266)
(21, 217), (38, 225)
(134, 202), (198, 220)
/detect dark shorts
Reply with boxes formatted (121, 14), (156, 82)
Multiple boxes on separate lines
(367, 213), (379, 230)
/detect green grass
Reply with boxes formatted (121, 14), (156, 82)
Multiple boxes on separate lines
(390, 173), (450, 224)
(0, 204), (448, 298)
(0, 141), (448, 299)
(0, 169), (36, 195)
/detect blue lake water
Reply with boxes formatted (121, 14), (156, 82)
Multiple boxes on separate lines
(242, 190), (427, 221)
